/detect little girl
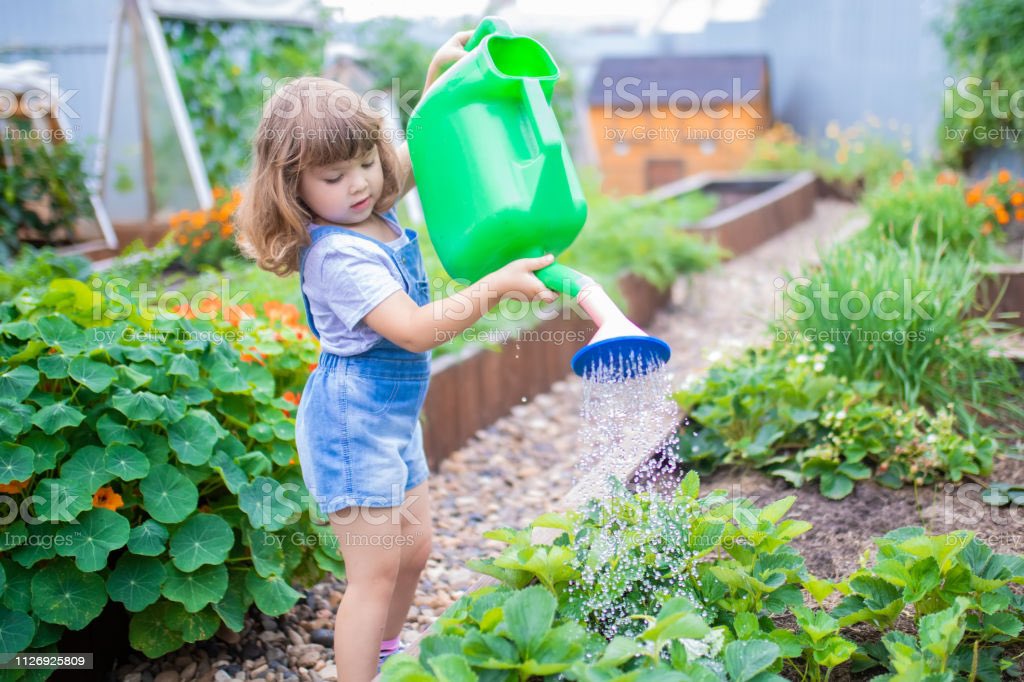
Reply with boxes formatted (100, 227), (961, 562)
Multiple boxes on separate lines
(235, 33), (558, 682)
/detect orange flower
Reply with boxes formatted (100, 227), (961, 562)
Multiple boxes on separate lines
(176, 234), (188, 245)
(981, 221), (993, 235)
(1012, 192), (1024, 206)
(1016, 208), (1024, 222)
(996, 209), (1010, 225)
(289, 457), (297, 465)
(240, 353), (256, 363)
(890, 171), (904, 187)
(171, 303), (196, 319)
(966, 186), (983, 206)
(189, 212), (207, 228)
(309, 362), (318, 372)
(0, 478), (30, 494)
(264, 301), (300, 326)
(212, 187), (226, 200)
(197, 295), (220, 315)
(93, 486), (123, 511)
(283, 391), (301, 406)
(225, 302), (255, 326)
(191, 237), (203, 249)
(935, 170), (958, 186)
(984, 194), (1001, 209)
(997, 169), (1011, 184)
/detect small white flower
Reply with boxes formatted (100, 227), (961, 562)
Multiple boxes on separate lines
(926, 433), (938, 444)
(708, 351), (722, 363)
(835, 410), (846, 420)
(796, 354), (809, 364)
(814, 362), (825, 372)
(823, 342), (836, 353)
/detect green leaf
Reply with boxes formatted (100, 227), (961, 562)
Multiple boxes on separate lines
(55, 507), (131, 572)
(68, 357), (117, 393)
(30, 558), (107, 629)
(0, 607), (36, 659)
(245, 570), (301, 616)
(60, 445), (113, 493)
(0, 442), (34, 485)
(162, 562), (229, 613)
(96, 413), (144, 447)
(128, 519), (170, 556)
(129, 601), (185, 658)
(238, 476), (300, 531)
(105, 444), (150, 481)
(167, 602), (221, 643)
(723, 639), (781, 682)
(30, 478), (92, 523)
(0, 365), (39, 402)
(209, 450), (248, 494)
(168, 410), (223, 465)
(30, 400), (86, 434)
(139, 464), (198, 524)
(819, 471), (854, 500)
(169, 513), (234, 572)
(167, 354), (200, 381)
(106, 554), (166, 611)
(247, 528), (286, 578)
(503, 585), (556, 656)
(111, 388), (165, 422)
(0, 400), (33, 438)
(426, 653), (478, 682)
(35, 314), (90, 354)
(212, 570), (252, 633)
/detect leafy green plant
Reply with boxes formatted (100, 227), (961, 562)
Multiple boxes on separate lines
(162, 18), (327, 188)
(0, 136), (94, 258)
(0, 272), (332, 660)
(672, 342), (996, 499)
(0, 247), (92, 302)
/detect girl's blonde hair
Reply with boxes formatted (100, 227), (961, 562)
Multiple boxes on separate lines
(235, 76), (402, 276)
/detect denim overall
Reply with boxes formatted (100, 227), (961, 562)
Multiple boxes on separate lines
(294, 210), (432, 515)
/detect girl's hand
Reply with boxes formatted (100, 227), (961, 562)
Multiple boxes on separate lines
(424, 30), (474, 92)
(487, 254), (559, 303)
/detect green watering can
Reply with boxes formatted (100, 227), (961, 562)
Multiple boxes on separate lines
(406, 17), (670, 380)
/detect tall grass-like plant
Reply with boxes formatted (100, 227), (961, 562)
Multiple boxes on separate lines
(777, 237), (1020, 430)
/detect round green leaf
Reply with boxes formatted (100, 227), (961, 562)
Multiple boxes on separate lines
(139, 464), (198, 524)
(60, 445), (113, 493)
(272, 421), (294, 441)
(37, 354), (71, 379)
(35, 314), (90, 355)
(167, 354), (199, 381)
(96, 413), (144, 447)
(105, 444), (150, 481)
(162, 562), (228, 613)
(0, 606), (36, 656)
(30, 478), (92, 523)
(0, 366), (39, 403)
(166, 603), (220, 643)
(68, 357), (117, 394)
(23, 432), (66, 475)
(0, 400), (34, 438)
(238, 476), (301, 531)
(30, 401), (86, 435)
(168, 411), (222, 465)
(0, 443), (34, 485)
(111, 389), (165, 423)
(246, 422), (274, 443)
(247, 527), (286, 578)
(55, 507), (130, 572)
(107, 554), (166, 612)
(128, 601), (185, 658)
(245, 570), (301, 616)
(30, 558), (107, 629)
(128, 519), (170, 556)
(212, 571), (252, 633)
(169, 513), (234, 572)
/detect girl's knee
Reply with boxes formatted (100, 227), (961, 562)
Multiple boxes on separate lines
(402, 529), (432, 574)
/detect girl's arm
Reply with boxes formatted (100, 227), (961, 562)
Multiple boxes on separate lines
(395, 30), (474, 200)
(363, 254), (557, 353)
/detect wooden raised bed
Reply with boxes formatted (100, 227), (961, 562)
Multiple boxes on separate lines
(977, 263), (1024, 327)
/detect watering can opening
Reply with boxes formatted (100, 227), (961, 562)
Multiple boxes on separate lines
(485, 36), (558, 80)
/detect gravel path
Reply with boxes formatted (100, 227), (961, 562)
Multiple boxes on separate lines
(117, 199), (860, 682)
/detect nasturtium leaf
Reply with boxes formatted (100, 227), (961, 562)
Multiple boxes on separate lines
(111, 389), (165, 423)
(167, 602), (220, 643)
(105, 444), (150, 481)
(0, 365), (39, 402)
(169, 513), (234, 572)
(208, 356), (249, 393)
(68, 357), (117, 393)
(272, 421), (295, 441)
(244, 570), (301, 616)
(176, 385), (214, 405)
(115, 365), (151, 390)
(168, 411), (223, 465)
(30, 401), (86, 435)
(128, 601), (184, 658)
(167, 354), (200, 381)
(0, 560), (30, 612)
(238, 476), (300, 531)
(55, 507), (130, 572)
(162, 562), (229, 613)
(30, 478), (92, 523)
(30, 619), (64, 649)
(0, 443), (34, 485)
(128, 519), (170, 556)
(247, 422), (274, 443)
(23, 432), (65, 474)
(247, 527), (286, 578)
(30, 558), (107, 629)
(0, 399), (33, 438)
(0, 320), (36, 340)
(158, 395), (187, 424)
(106, 554), (166, 612)
(35, 314), (90, 355)
(212, 570), (252, 633)
(0, 607), (36, 657)
(60, 445), (113, 493)
(139, 464), (198, 524)
(96, 413), (144, 447)
(209, 451), (248, 494)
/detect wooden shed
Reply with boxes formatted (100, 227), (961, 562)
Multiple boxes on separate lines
(587, 55), (772, 195)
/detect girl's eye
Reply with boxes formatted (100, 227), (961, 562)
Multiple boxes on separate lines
(325, 175), (342, 184)
(361, 159), (375, 169)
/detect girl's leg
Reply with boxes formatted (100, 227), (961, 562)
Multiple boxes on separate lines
(328, 505), (405, 682)
(382, 480), (433, 640)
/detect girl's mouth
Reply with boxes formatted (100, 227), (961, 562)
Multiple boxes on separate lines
(351, 196), (371, 210)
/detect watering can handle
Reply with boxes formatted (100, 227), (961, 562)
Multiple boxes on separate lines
(465, 16), (513, 50)
(523, 79), (561, 153)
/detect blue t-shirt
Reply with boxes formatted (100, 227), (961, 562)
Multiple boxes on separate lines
(301, 209), (409, 356)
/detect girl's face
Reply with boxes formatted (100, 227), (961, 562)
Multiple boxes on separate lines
(298, 146), (384, 225)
